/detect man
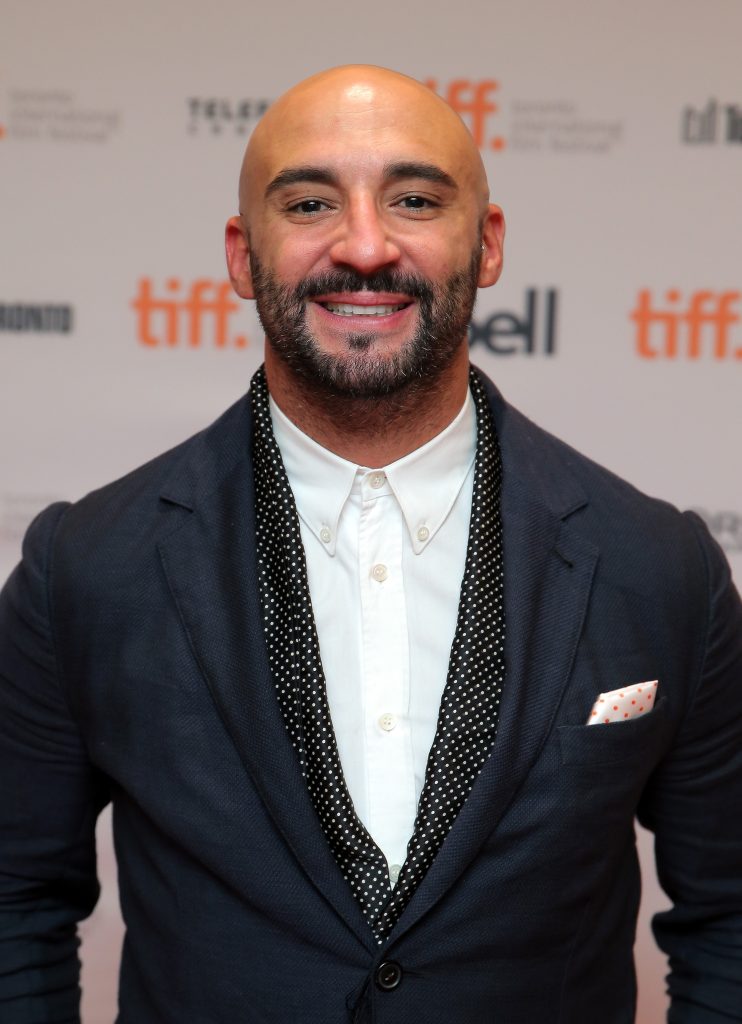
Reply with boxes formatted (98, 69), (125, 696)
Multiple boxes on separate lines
(1, 65), (741, 1024)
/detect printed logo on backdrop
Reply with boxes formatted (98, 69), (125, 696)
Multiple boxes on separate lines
(691, 510), (742, 553)
(469, 289), (558, 356)
(0, 89), (119, 143)
(0, 303), (74, 333)
(187, 98), (272, 136)
(681, 100), (742, 145)
(424, 78), (623, 155)
(132, 278), (252, 348)
(131, 278), (557, 356)
(631, 289), (741, 360)
(423, 79), (505, 152)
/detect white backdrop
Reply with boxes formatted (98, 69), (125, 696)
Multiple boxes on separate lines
(2, 0), (741, 1020)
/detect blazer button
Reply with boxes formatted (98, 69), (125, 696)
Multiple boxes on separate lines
(375, 961), (403, 991)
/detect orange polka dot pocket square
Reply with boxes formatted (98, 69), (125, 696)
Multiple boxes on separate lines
(586, 681), (659, 725)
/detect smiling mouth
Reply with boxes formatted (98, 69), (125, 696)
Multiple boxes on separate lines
(320, 301), (410, 317)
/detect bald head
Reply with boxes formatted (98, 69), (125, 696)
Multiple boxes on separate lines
(238, 65), (490, 223)
(223, 63), (505, 453)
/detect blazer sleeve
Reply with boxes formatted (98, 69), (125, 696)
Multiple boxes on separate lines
(0, 503), (109, 1024)
(638, 513), (742, 1023)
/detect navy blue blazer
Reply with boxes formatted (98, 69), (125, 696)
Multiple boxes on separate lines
(1, 373), (741, 1023)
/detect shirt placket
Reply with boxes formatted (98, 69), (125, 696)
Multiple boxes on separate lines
(358, 471), (416, 874)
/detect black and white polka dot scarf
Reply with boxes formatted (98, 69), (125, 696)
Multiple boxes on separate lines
(250, 365), (505, 943)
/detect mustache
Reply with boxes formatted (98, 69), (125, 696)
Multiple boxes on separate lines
(293, 269), (435, 303)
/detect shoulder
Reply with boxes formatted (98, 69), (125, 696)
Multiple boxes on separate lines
(16, 394), (253, 617)
(54, 393), (252, 545)
(480, 368), (721, 598)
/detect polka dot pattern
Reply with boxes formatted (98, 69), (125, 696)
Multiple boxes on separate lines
(250, 366), (505, 944)
(251, 367), (391, 931)
(587, 680), (658, 724)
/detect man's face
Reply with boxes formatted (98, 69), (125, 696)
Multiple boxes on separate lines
(247, 248), (482, 398)
(227, 70), (504, 398)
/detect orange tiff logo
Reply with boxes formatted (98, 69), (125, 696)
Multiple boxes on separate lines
(631, 289), (742, 360)
(131, 277), (250, 349)
(423, 78), (505, 151)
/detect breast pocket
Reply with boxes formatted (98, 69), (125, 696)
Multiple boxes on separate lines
(557, 695), (670, 767)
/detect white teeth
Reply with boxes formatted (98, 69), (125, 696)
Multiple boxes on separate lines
(323, 302), (406, 316)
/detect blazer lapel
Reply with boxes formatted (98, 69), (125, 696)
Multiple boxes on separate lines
(156, 398), (375, 951)
(387, 382), (599, 945)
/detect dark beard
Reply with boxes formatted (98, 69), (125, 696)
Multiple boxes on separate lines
(249, 250), (481, 400)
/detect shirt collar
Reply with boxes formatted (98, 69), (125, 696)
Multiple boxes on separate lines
(384, 390), (476, 553)
(269, 396), (356, 556)
(269, 388), (476, 557)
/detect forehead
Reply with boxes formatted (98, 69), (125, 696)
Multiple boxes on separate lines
(248, 78), (480, 196)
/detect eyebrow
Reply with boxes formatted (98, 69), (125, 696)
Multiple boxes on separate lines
(265, 166), (340, 198)
(383, 162), (458, 191)
(264, 161), (458, 198)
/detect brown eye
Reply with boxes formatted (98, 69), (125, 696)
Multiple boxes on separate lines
(400, 196), (428, 209)
(290, 199), (329, 215)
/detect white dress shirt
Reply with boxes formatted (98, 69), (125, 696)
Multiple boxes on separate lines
(270, 392), (476, 880)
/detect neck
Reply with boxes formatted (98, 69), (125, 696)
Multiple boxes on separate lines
(263, 343), (471, 466)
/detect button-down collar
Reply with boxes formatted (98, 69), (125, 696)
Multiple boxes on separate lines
(269, 397), (356, 556)
(269, 388), (476, 556)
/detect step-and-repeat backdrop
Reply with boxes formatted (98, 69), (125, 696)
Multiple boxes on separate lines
(2, 0), (740, 1019)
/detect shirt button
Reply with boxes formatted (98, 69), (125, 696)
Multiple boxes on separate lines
(369, 471), (386, 489)
(319, 526), (332, 544)
(416, 525), (430, 543)
(378, 713), (397, 732)
(389, 863), (402, 884)
(371, 563), (388, 582)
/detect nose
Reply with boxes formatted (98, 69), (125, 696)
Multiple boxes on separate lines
(328, 195), (401, 274)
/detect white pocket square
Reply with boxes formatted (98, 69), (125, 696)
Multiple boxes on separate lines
(586, 680), (659, 725)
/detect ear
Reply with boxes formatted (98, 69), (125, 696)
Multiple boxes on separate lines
(225, 216), (255, 299)
(477, 203), (505, 288)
